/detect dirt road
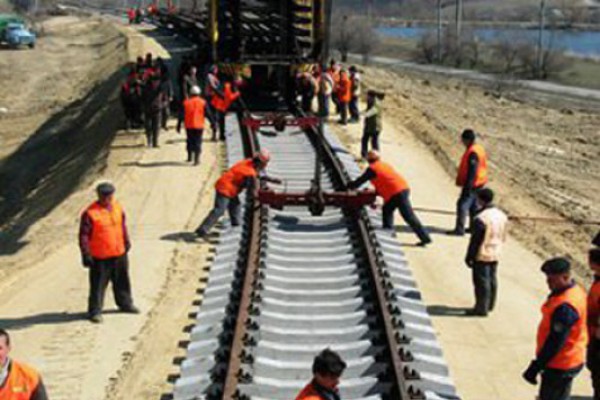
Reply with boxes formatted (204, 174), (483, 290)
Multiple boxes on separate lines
(332, 101), (594, 399)
(0, 22), (222, 400)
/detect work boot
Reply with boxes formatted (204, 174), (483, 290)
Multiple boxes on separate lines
(446, 229), (465, 236)
(187, 152), (192, 162)
(89, 314), (103, 324)
(120, 305), (140, 314)
(193, 153), (200, 166)
(416, 238), (432, 247)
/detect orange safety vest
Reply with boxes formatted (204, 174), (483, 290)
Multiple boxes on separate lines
(0, 360), (41, 400)
(183, 96), (206, 130)
(215, 159), (257, 198)
(337, 73), (351, 103)
(588, 279), (600, 338)
(369, 160), (410, 203)
(295, 382), (330, 400)
(211, 83), (240, 113)
(456, 143), (488, 188)
(85, 200), (126, 260)
(536, 284), (588, 370)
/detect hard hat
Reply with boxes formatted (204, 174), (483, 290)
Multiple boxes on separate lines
(366, 150), (380, 163)
(190, 85), (201, 95)
(255, 149), (271, 164)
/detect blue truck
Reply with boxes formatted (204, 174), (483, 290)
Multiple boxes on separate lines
(0, 15), (36, 49)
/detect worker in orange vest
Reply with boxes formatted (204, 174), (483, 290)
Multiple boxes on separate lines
(327, 59), (341, 115)
(464, 188), (508, 316)
(448, 129), (488, 236)
(587, 248), (600, 399)
(347, 151), (432, 246)
(211, 81), (240, 141)
(0, 329), (48, 400)
(337, 69), (351, 125)
(178, 85), (206, 165)
(195, 150), (281, 238)
(295, 348), (346, 400)
(523, 257), (588, 400)
(79, 182), (139, 323)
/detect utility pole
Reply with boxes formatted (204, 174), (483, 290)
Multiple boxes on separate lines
(455, 0), (463, 47)
(537, 0), (546, 78)
(437, 0), (442, 62)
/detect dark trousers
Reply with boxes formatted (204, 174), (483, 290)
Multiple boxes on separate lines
(217, 111), (226, 141)
(186, 128), (203, 164)
(318, 94), (330, 117)
(161, 106), (169, 129)
(88, 255), (134, 317)
(349, 96), (359, 121)
(539, 368), (580, 400)
(471, 261), (498, 314)
(196, 192), (241, 235)
(145, 110), (161, 147)
(301, 94), (313, 113)
(455, 187), (480, 233)
(588, 339), (600, 400)
(361, 129), (380, 158)
(382, 191), (431, 243)
(339, 101), (348, 124)
(206, 102), (217, 137)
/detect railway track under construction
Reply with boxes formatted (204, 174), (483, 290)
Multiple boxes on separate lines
(171, 110), (460, 400)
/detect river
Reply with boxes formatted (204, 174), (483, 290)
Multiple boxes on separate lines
(377, 26), (600, 58)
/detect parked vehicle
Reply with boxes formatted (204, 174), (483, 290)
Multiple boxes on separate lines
(0, 15), (36, 49)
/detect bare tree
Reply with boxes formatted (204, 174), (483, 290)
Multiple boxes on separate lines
(330, 14), (356, 62)
(415, 31), (438, 64)
(353, 18), (380, 64)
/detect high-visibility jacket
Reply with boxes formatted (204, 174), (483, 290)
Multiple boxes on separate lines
(215, 159), (257, 198)
(85, 201), (126, 260)
(183, 96), (206, 130)
(588, 278), (600, 338)
(0, 360), (41, 400)
(456, 143), (488, 188)
(369, 161), (410, 203)
(337, 72), (351, 103)
(475, 207), (508, 262)
(536, 285), (588, 370)
(211, 83), (240, 113)
(295, 382), (337, 400)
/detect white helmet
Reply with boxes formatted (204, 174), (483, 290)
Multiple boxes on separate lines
(190, 85), (201, 96)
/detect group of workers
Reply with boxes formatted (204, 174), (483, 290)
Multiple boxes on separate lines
(296, 60), (361, 125)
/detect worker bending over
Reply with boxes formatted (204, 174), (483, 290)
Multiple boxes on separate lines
(588, 248), (600, 399)
(79, 182), (139, 323)
(178, 85), (206, 165)
(296, 348), (346, 400)
(195, 150), (280, 238)
(464, 188), (508, 316)
(0, 329), (48, 400)
(523, 257), (588, 400)
(449, 129), (488, 236)
(347, 151), (431, 246)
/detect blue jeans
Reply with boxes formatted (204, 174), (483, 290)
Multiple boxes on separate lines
(196, 192), (241, 235)
(455, 187), (479, 233)
(349, 96), (359, 120)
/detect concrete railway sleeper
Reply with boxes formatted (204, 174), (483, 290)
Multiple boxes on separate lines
(173, 112), (459, 400)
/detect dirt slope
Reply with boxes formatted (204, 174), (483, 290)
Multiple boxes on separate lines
(358, 66), (599, 281)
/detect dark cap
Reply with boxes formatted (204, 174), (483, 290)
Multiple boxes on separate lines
(96, 182), (115, 196)
(461, 129), (476, 142)
(593, 231), (600, 247)
(541, 257), (571, 275)
(476, 188), (494, 205)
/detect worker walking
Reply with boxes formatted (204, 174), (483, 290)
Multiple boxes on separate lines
(211, 81), (240, 141)
(79, 182), (139, 323)
(337, 69), (351, 125)
(142, 72), (168, 148)
(361, 90), (383, 159)
(449, 129), (488, 236)
(348, 151), (432, 246)
(0, 329), (48, 400)
(464, 188), (508, 316)
(523, 257), (588, 400)
(348, 66), (361, 123)
(179, 85), (206, 165)
(295, 348), (346, 400)
(195, 151), (279, 238)
(587, 248), (600, 399)
(204, 65), (220, 137)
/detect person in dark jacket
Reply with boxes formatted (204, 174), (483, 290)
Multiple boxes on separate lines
(156, 57), (172, 130)
(0, 329), (48, 400)
(295, 348), (346, 400)
(142, 72), (169, 148)
(464, 188), (508, 316)
(522, 258), (588, 400)
(361, 90), (383, 159)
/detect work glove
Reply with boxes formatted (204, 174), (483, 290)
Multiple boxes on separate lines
(464, 257), (475, 269)
(82, 254), (94, 269)
(522, 360), (540, 385)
